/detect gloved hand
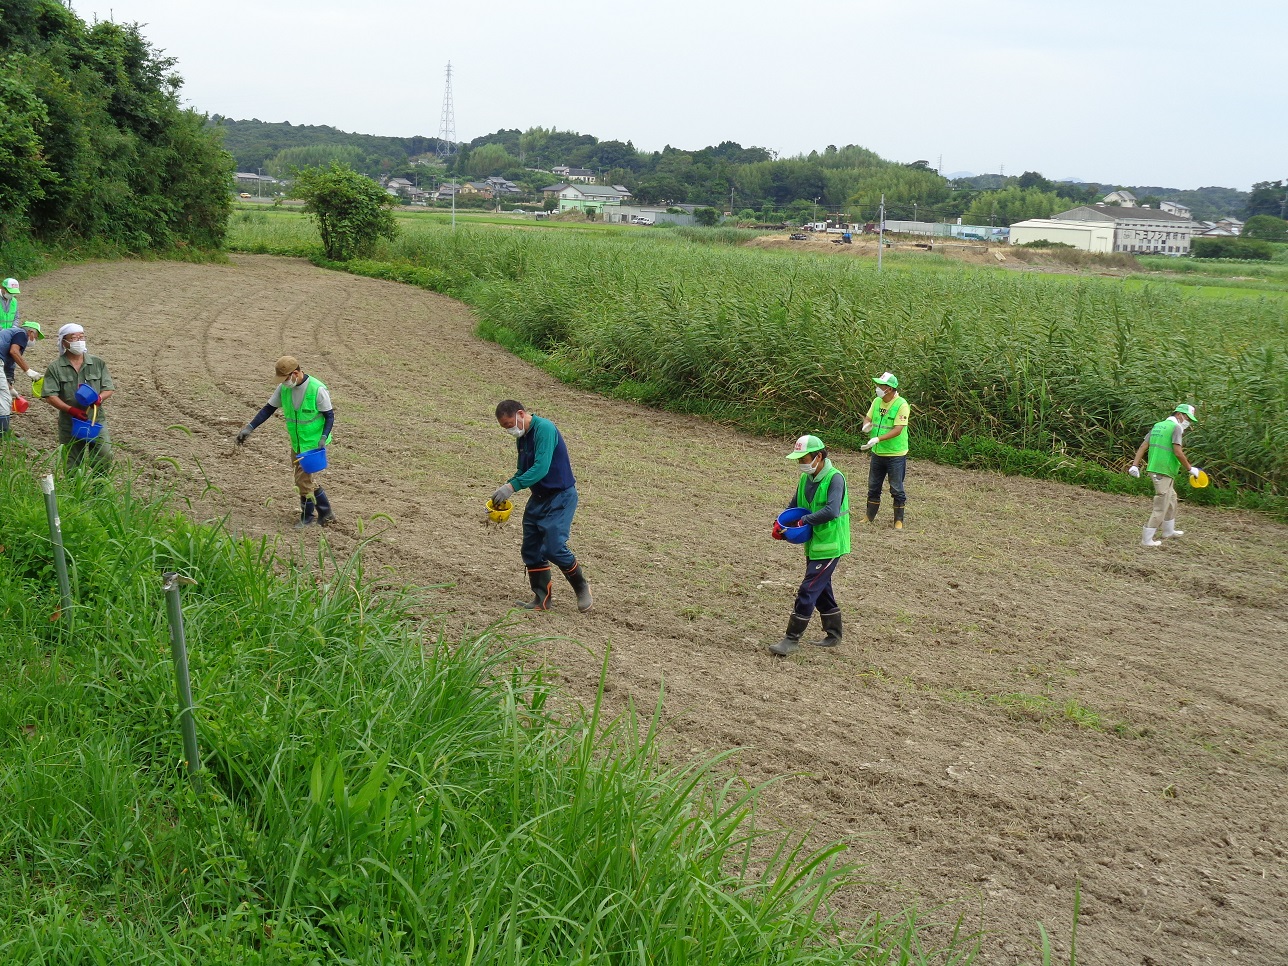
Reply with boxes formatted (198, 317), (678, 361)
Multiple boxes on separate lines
(860, 437), (879, 451)
(1128, 465), (1141, 478)
(25, 369), (39, 380)
(235, 426), (253, 445)
(772, 520), (786, 540)
(492, 483), (515, 506)
(67, 406), (88, 421)
(1189, 466), (1202, 479)
(862, 421), (872, 434)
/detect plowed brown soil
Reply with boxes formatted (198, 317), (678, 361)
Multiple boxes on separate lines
(19, 256), (1287, 965)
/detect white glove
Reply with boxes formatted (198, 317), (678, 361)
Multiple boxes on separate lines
(861, 437), (879, 451)
(1128, 465), (1141, 478)
(491, 483), (515, 506)
(861, 421), (872, 434)
(1189, 466), (1202, 479)
(25, 369), (39, 380)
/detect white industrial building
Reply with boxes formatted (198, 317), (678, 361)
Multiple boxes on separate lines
(1010, 203), (1197, 255)
(1008, 218), (1116, 252)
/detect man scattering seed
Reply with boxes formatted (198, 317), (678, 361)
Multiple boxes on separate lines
(41, 323), (114, 472)
(861, 371), (910, 530)
(235, 356), (337, 529)
(1128, 403), (1203, 547)
(491, 399), (592, 613)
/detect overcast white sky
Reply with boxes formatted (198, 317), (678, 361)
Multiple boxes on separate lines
(82, 0), (1282, 190)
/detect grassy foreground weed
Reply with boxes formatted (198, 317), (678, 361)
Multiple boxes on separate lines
(0, 447), (980, 964)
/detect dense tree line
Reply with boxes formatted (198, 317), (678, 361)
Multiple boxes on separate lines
(1, 0), (233, 250)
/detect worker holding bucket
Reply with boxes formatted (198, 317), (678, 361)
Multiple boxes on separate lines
(40, 323), (115, 472)
(491, 399), (592, 613)
(235, 355), (337, 529)
(1128, 403), (1204, 547)
(769, 435), (851, 656)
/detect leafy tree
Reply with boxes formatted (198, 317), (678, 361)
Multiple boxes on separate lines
(293, 163), (397, 260)
(267, 144), (364, 179)
(694, 207), (720, 227)
(5, 1), (232, 250)
(1017, 171), (1053, 192)
(1241, 214), (1288, 243)
(1244, 180), (1286, 219)
(962, 186), (1071, 226)
(466, 143), (516, 178)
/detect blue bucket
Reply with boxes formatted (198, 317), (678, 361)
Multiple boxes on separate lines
(70, 417), (102, 440)
(776, 507), (813, 544)
(74, 383), (100, 408)
(295, 447), (327, 474)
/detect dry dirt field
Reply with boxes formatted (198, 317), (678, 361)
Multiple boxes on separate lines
(19, 257), (1288, 964)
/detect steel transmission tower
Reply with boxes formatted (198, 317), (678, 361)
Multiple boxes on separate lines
(437, 62), (457, 157)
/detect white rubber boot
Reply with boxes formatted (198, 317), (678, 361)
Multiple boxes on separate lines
(1141, 527), (1162, 547)
(1160, 520), (1184, 539)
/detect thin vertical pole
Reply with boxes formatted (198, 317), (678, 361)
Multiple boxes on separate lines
(878, 194), (885, 272)
(163, 572), (202, 792)
(40, 475), (73, 617)
(451, 183), (456, 230)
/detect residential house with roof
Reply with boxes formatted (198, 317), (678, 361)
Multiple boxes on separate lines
(551, 166), (595, 183)
(1103, 189), (1138, 207)
(435, 183), (460, 202)
(557, 183), (629, 216)
(459, 181), (495, 199)
(540, 183), (568, 201)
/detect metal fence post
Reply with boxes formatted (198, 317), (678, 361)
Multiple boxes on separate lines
(162, 572), (203, 791)
(40, 474), (73, 618)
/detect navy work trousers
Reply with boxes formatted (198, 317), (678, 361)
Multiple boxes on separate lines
(521, 487), (579, 570)
(793, 557), (840, 620)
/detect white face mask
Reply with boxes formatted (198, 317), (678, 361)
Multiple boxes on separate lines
(800, 459), (818, 475)
(67, 340), (87, 356)
(505, 416), (526, 438)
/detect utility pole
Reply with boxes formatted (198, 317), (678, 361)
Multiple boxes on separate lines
(878, 194), (885, 272)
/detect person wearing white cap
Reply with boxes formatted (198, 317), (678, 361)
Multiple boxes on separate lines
(41, 323), (115, 471)
(0, 278), (19, 330)
(1128, 403), (1202, 547)
(860, 372), (910, 529)
(769, 434), (851, 656)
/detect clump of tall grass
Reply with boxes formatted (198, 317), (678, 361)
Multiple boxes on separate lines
(1, 450), (960, 963)
(227, 217), (1288, 497)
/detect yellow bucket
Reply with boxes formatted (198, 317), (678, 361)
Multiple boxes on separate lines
(486, 498), (513, 523)
(1189, 469), (1209, 489)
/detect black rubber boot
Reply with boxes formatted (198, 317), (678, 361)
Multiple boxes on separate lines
(560, 561), (593, 612)
(769, 614), (811, 656)
(893, 502), (905, 531)
(866, 499), (880, 524)
(315, 488), (336, 526)
(812, 611), (843, 648)
(518, 566), (553, 610)
(294, 494), (317, 529)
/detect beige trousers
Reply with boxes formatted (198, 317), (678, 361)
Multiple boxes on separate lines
(1146, 474), (1178, 529)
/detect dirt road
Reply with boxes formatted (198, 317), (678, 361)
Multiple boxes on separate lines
(22, 257), (1287, 964)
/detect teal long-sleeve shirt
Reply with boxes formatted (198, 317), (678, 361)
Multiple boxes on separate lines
(508, 414), (559, 491)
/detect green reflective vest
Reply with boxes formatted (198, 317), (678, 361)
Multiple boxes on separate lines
(1145, 418), (1181, 477)
(0, 295), (16, 329)
(795, 464), (851, 560)
(280, 377), (331, 454)
(867, 394), (910, 456)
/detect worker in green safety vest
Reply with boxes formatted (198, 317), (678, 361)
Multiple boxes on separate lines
(769, 434), (851, 656)
(860, 371), (910, 529)
(0, 278), (19, 329)
(235, 355), (337, 529)
(1128, 403), (1202, 547)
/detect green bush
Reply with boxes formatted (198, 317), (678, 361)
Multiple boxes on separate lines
(1191, 236), (1273, 260)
